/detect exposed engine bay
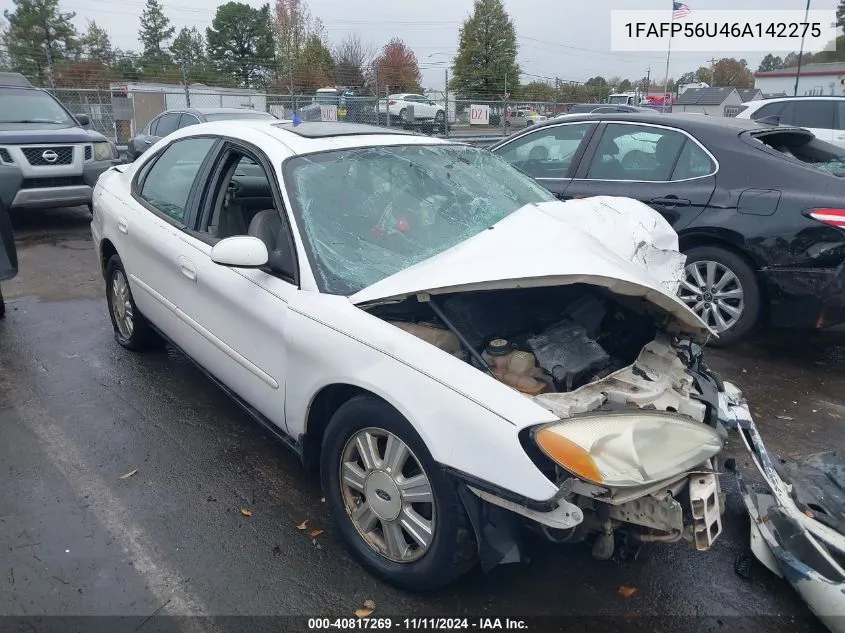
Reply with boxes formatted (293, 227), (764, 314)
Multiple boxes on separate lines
(371, 284), (664, 396)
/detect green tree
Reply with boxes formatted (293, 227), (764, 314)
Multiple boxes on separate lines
(584, 76), (608, 101)
(294, 34), (333, 91)
(808, 37), (845, 63)
(521, 80), (554, 101)
(677, 71), (696, 86)
(2, 0), (79, 86)
(450, 0), (519, 99)
(139, 0), (174, 76)
(274, 0), (314, 93)
(694, 66), (711, 83)
(837, 0), (845, 31)
(81, 20), (112, 64)
(757, 54), (783, 73)
(112, 49), (142, 82)
(171, 26), (204, 69)
(207, 2), (274, 88)
(618, 78), (632, 92)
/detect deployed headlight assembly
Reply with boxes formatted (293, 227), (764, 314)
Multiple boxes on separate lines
(533, 412), (723, 488)
(93, 141), (116, 161)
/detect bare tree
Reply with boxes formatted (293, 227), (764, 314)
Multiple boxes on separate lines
(274, 0), (311, 93)
(333, 34), (373, 88)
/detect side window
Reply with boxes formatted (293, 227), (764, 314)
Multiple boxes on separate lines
(138, 138), (216, 223)
(146, 116), (160, 135)
(585, 123), (686, 182)
(671, 139), (716, 180)
(495, 123), (595, 179)
(790, 101), (834, 129)
(750, 101), (786, 121)
(155, 112), (181, 137)
(202, 153), (277, 241)
(179, 113), (200, 129)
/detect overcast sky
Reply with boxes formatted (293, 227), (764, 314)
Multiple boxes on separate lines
(1, 0), (837, 89)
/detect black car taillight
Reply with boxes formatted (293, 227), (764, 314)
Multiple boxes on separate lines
(807, 208), (845, 229)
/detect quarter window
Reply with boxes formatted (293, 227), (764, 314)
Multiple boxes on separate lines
(585, 124), (695, 182)
(139, 138), (216, 223)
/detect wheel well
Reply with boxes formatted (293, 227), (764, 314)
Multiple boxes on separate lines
(678, 233), (770, 321)
(100, 239), (117, 279)
(301, 384), (373, 475)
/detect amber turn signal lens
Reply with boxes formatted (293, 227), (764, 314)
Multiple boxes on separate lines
(535, 427), (604, 485)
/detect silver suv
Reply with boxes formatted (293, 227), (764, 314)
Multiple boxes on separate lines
(0, 72), (120, 211)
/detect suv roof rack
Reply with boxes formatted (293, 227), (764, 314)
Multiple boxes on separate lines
(0, 72), (34, 88)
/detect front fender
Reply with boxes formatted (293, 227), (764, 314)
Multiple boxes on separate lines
(283, 293), (559, 503)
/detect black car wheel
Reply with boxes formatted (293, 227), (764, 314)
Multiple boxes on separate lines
(105, 255), (162, 351)
(679, 246), (761, 346)
(435, 111), (446, 133)
(321, 395), (477, 591)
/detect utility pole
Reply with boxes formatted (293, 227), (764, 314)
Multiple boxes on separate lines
(502, 72), (507, 136)
(444, 68), (449, 137)
(795, 0), (812, 96)
(553, 76), (559, 116)
(180, 59), (191, 107)
(645, 66), (651, 97)
(708, 57), (718, 86)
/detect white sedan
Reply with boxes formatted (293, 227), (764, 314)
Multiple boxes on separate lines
(91, 119), (757, 591)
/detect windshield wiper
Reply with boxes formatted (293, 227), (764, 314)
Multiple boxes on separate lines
(0, 119), (65, 124)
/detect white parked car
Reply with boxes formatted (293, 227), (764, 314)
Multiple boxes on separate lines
(736, 96), (845, 149)
(92, 119), (772, 592)
(376, 93), (445, 127)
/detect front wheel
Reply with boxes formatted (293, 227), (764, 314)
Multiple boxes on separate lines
(105, 255), (162, 351)
(679, 246), (761, 346)
(321, 395), (477, 591)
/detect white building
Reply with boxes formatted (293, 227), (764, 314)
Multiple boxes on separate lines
(754, 62), (845, 97)
(673, 87), (743, 116)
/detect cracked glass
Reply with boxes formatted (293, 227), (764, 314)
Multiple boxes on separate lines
(284, 144), (554, 295)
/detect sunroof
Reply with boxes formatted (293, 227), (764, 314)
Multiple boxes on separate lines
(272, 122), (414, 138)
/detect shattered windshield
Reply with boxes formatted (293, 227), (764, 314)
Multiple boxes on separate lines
(749, 130), (845, 176)
(284, 144), (555, 295)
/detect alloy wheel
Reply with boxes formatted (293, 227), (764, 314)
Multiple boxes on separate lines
(111, 269), (134, 339)
(679, 260), (745, 333)
(340, 427), (435, 563)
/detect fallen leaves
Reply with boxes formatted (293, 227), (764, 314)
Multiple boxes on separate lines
(355, 598), (376, 618)
(240, 509), (252, 517)
(618, 585), (638, 598)
(296, 520), (308, 531)
(118, 468), (137, 480)
(309, 529), (324, 538)
(206, 496), (217, 503)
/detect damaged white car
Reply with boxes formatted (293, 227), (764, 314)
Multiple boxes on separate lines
(92, 120), (754, 591)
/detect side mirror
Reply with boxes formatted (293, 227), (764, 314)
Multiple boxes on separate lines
(75, 113), (90, 127)
(210, 236), (269, 268)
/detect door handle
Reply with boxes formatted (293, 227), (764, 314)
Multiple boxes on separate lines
(117, 217), (128, 234)
(650, 196), (691, 207)
(177, 255), (197, 282)
(144, 139), (153, 145)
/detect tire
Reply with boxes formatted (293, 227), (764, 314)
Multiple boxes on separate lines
(435, 111), (446, 134)
(680, 246), (761, 346)
(399, 108), (409, 123)
(105, 255), (162, 351)
(321, 395), (477, 591)
(526, 120), (533, 126)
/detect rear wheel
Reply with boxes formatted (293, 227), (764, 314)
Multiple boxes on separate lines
(321, 395), (477, 591)
(435, 111), (446, 134)
(679, 246), (761, 346)
(105, 255), (162, 351)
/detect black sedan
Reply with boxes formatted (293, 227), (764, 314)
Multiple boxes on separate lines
(127, 107), (277, 161)
(489, 112), (845, 344)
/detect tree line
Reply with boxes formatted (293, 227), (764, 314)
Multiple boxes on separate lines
(0, 0), (426, 94)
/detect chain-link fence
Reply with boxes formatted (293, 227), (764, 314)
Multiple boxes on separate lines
(50, 85), (672, 145)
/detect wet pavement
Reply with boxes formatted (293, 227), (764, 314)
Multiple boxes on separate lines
(1, 207), (843, 631)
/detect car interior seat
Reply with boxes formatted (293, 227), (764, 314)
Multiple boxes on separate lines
(587, 138), (623, 179)
(248, 210), (294, 275)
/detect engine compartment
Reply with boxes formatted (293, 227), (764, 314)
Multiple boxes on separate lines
(371, 284), (660, 395)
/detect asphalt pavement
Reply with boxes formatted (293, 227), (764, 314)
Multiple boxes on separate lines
(1, 207), (842, 632)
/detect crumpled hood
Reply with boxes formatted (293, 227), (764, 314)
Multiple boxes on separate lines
(350, 196), (711, 335)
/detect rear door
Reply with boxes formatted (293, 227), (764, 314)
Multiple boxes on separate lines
(563, 121), (717, 230)
(492, 122), (598, 198)
(781, 100), (835, 144)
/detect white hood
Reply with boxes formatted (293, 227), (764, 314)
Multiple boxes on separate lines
(350, 196), (711, 335)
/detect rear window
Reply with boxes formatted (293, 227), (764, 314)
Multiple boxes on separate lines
(748, 129), (845, 175)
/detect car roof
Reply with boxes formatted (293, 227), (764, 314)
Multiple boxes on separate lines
(168, 119), (453, 155)
(0, 72), (34, 88)
(525, 111), (784, 135)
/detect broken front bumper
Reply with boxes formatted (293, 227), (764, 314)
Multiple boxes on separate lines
(722, 383), (845, 633)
